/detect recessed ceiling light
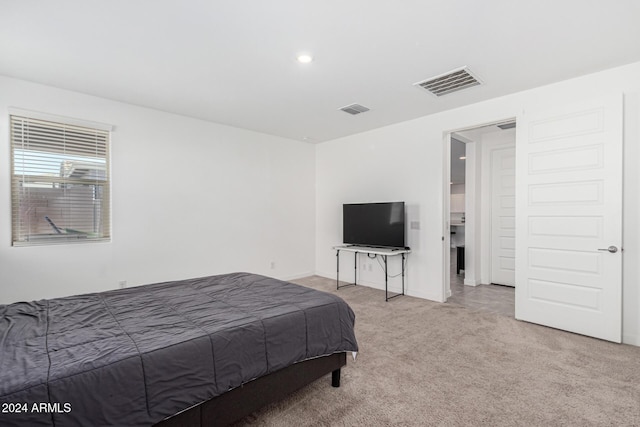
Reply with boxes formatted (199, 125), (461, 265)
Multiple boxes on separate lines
(459, 156), (466, 160)
(296, 54), (313, 63)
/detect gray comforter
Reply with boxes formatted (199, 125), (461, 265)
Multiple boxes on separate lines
(0, 272), (358, 426)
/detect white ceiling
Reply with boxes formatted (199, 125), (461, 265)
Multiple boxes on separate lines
(1, 1), (640, 143)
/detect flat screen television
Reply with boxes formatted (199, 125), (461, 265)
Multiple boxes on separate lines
(343, 202), (405, 248)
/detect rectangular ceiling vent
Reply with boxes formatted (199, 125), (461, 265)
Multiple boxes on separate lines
(497, 121), (516, 130)
(414, 66), (481, 97)
(339, 103), (370, 115)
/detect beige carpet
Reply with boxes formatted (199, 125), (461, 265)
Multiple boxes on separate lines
(236, 276), (640, 426)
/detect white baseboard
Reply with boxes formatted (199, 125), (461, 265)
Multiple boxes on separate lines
(622, 333), (640, 347)
(464, 277), (480, 286)
(281, 271), (315, 281)
(315, 270), (443, 302)
(315, 270), (338, 281)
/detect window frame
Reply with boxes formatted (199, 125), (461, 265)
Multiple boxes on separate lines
(9, 108), (113, 246)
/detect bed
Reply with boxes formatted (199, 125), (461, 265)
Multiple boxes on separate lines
(0, 272), (358, 426)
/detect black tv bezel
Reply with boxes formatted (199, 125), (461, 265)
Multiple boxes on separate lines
(342, 201), (406, 249)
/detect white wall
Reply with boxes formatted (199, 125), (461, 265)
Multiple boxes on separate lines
(0, 76), (316, 304)
(315, 122), (439, 299)
(450, 184), (465, 195)
(315, 61), (640, 345)
(462, 141), (479, 285)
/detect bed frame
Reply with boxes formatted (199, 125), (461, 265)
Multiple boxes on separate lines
(154, 352), (347, 427)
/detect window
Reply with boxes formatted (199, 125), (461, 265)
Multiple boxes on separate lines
(10, 112), (111, 245)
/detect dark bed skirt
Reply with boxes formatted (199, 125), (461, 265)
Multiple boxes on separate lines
(155, 351), (347, 427)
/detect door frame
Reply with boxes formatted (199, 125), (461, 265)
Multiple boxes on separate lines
(442, 117), (517, 301)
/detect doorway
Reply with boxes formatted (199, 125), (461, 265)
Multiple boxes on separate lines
(445, 119), (516, 317)
(443, 95), (623, 342)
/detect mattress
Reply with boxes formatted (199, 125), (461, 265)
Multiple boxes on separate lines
(0, 272), (358, 426)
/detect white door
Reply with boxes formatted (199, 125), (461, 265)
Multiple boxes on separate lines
(515, 94), (623, 343)
(491, 147), (516, 286)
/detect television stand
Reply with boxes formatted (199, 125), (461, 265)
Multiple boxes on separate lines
(333, 245), (411, 301)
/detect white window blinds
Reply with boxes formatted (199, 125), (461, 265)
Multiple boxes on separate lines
(10, 114), (111, 245)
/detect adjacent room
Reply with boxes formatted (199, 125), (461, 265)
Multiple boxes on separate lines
(2, 1), (640, 426)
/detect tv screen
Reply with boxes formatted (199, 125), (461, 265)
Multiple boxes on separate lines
(343, 202), (405, 248)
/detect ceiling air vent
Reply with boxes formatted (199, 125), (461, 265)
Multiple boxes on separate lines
(497, 121), (516, 130)
(414, 66), (481, 97)
(339, 103), (370, 115)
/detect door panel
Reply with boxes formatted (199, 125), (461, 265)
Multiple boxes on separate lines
(491, 147), (516, 286)
(515, 95), (622, 343)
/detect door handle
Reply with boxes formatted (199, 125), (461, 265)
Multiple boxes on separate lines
(598, 246), (618, 253)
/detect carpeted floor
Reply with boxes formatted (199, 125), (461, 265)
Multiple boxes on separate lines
(235, 276), (640, 426)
